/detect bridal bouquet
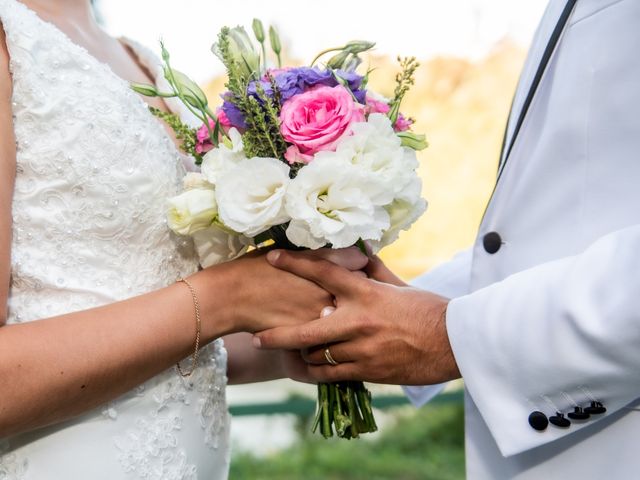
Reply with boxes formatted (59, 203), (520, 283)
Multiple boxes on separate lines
(133, 20), (427, 439)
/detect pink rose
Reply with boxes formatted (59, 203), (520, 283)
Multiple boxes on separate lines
(196, 119), (215, 155)
(280, 85), (365, 164)
(195, 111), (235, 154)
(216, 108), (233, 132)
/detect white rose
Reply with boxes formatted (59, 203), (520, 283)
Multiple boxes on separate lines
(285, 156), (392, 249)
(182, 172), (211, 190)
(167, 188), (218, 236)
(201, 128), (246, 185)
(216, 157), (291, 237)
(192, 225), (252, 268)
(330, 113), (418, 196)
(369, 176), (428, 253)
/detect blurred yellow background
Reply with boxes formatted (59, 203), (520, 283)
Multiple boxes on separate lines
(205, 42), (526, 279)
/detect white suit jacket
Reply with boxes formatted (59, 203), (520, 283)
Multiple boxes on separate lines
(405, 0), (640, 478)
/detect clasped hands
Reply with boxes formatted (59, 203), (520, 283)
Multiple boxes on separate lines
(254, 249), (461, 386)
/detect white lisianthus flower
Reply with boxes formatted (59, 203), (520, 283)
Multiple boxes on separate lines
(167, 188), (217, 236)
(369, 176), (428, 253)
(330, 113), (418, 197)
(285, 156), (393, 249)
(182, 172), (211, 190)
(192, 225), (252, 268)
(216, 157), (291, 237)
(201, 128), (246, 185)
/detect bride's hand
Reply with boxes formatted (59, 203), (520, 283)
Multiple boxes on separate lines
(191, 248), (368, 338)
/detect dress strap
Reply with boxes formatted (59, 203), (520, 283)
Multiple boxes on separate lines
(0, 0), (44, 72)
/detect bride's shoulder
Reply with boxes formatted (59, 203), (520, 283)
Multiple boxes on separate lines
(0, 0), (46, 54)
(0, 0), (30, 26)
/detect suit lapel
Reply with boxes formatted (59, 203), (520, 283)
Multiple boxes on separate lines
(499, 0), (578, 170)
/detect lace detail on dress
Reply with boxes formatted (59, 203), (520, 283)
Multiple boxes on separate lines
(0, 0), (230, 477)
(4, 3), (200, 319)
(114, 341), (228, 476)
(196, 341), (230, 450)
(114, 416), (198, 480)
(0, 440), (27, 480)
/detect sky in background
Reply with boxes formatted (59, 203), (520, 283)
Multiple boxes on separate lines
(101, 0), (549, 82)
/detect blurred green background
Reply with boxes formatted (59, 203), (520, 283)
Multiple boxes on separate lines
(230, 397), (465, 480)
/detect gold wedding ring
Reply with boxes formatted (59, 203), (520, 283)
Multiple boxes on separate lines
(324, 347), (339, 366)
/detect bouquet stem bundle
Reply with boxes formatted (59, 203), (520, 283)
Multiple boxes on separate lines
(315, 382), (377, 439)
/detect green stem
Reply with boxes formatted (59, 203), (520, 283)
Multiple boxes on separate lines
(311, 384), (323, 434)
(356, 383), (378, 433)
(333, 384), (351, 437)
(261, 42), (268, 70)
(310, 46), (343, 66)
(163, 59), (211, 130)
(345, 383), (359, 439)
(320, 383), (333, 438)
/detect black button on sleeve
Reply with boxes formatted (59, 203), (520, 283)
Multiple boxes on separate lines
(483, 232), (503, 254)
(528, 411), (549, 431)
(585, 401), (606, 415)
(549, 412), (571, 428)
(568, 407), (590, 420)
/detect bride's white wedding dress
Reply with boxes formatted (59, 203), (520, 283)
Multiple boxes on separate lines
(0, 0), (231, 478)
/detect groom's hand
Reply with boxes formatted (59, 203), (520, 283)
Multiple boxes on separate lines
(254, 250), (461, 385)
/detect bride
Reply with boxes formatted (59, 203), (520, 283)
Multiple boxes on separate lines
(0, 0), (366, 478)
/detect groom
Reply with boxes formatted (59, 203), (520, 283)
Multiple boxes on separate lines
(255, 0), (640, 478)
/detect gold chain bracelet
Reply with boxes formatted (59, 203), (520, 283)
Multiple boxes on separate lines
(176, 278), (202, 377)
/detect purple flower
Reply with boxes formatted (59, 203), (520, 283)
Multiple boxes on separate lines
(336, 69), (364, 91)
(220, 94), (248, 130)
(220, 67), (367, 129)
(352, 88), (366, 104)
(252, 67), (366, 104)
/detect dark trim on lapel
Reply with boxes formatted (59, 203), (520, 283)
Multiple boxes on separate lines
(496, 0), (579, 180)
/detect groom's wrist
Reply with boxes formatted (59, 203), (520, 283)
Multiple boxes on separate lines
(419, 297), (461, 384)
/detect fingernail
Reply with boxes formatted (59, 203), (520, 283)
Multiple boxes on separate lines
(321, 306), (336, 318)
(252, 336), (262, 348)
(267, 250), (282, 265)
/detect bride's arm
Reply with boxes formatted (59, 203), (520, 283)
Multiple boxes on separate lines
(0, 23), (13, 327)
(0, 258), (334, 438)
(0, 43), (334, 437)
